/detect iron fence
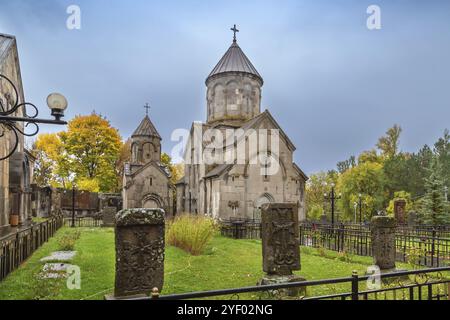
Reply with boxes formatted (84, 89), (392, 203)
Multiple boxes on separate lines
(300, 224), (450, 267)
(133, 267), (450, 300)
(63, 216), (103, 228)
(219, 218), (261, 239)
(219, 220), (450, 267)
(0, 216), (63, 282)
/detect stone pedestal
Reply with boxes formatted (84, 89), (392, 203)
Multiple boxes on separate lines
(108, 208), (165, 300)
(258, 203), (305, 297)
(258, 274), (306, 297)
(102, 207), (117, 227)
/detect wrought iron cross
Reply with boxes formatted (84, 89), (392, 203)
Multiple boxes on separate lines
(231, 24), (239, 42)
(144, 103), (150, 116)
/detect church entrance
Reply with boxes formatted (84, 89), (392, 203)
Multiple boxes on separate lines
(142, 194), (163, 209)
(253, 193), (274, 220)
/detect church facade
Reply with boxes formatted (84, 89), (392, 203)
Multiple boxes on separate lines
(177, 30), (308, 221)
(122, 115), (173, 215)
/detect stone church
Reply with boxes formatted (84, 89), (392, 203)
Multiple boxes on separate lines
(122, 115), (173, 215)
(176, 28), (308, 220)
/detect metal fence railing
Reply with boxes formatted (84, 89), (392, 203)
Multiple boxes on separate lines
(63, 216), (103, 228)
(0, 216), (63, 282)
(218, 220), (450, 267)
(133, 267), (450, 300)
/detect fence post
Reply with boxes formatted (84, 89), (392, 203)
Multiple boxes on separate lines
(151, 287), (160, 300)
(351, 270), (359, 301)
(431, 228), (436, 267)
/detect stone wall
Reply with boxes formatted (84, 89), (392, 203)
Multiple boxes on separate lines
(0, 35), (26, 230)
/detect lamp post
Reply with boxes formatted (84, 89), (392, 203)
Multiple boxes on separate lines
(71, 184), (76, 228)
(358, 193), (363, 224)
(353, 202), (358, 223)
(445, 186), (448, 202)
(324, 183), (341, 226)
(0, 74), (68, 160)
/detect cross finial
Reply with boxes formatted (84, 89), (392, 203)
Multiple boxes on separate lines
(231, 24), (239, 42)
(144, 103), (151, 116)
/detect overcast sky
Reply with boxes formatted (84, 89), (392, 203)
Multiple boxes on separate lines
(1, 0), (449, 174)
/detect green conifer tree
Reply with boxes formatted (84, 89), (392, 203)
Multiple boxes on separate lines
(421, 159), (449, 225)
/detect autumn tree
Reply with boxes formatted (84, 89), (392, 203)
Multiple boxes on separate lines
(161, 152), (184, 185)
(305, 171), (337, 220)
(32, 133), (71, 188)
(376, 124), (402, 159)
(33, 113), (123, 193)
(59, 113), (123, 192)
(337, 162), (386, 221)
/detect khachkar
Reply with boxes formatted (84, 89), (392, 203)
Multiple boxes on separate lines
(258, 203), (305, 296)
(371, 216), (397, 271)
(394, 199), (407, 224)
(101, 206), (117, 228)
(106, 208), (165, 299)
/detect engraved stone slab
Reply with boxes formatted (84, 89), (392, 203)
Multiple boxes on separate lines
(40, 251), (76, 262)
(102, 206), (117, 227)
(394, 200), (406, 224)
(261, 203), (300, 276)
(371, 216), (396, 270)
(114, 208), (165, 298)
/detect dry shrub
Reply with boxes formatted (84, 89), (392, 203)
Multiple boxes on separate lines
(166, 214), (216, 255)
(57, 230), (81, 251)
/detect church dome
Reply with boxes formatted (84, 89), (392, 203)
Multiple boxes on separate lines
(206, 27), (264, 126)
(206, 41), (263, 86)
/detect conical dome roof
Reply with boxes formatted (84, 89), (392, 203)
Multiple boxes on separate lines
(132, 115), (161, 139)
(206, 40), (263, 84)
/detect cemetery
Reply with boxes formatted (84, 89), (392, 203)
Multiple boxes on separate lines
(0, 2), (449, 304)
(0, 210), (449, 300)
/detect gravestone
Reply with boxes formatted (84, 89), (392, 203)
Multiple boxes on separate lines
(102, 206), (117, 227)
(394, 199), (406, 224)
(107, 208), (165, 299)
(258, 203), (305, 296)
(371, 216), (396, 270)
(407, 211), (418, 226)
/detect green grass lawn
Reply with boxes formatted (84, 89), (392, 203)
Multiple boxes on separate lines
(0, 227), (443, 300)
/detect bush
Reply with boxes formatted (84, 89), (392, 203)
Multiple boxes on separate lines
(57, 230), (81, 251)
(166, 214), (216, 256)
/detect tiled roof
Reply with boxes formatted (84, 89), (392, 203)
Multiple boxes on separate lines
(132, 115), (161, 139)
(207, 41), (263, 84)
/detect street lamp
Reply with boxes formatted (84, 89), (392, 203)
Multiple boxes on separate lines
(358, 193), (363, 224)
(0, 74), (68, 160)
(324, 183), (341, 226)
(71, 184), (76, 228)
(353, 202), (358, 223)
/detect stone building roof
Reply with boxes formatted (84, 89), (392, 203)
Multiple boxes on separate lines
(206, 41), (263, 84)
(132, 115), (161, 139)
(0, 34), (15, 65)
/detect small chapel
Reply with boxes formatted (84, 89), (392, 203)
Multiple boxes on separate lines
(122, 111), (173, 215)
(176, 26), (308, 221)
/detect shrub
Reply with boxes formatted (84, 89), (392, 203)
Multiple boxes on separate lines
(166, 214), (216, 255)
(57, 230), (81, 251)
(336, 250), (354, 263)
